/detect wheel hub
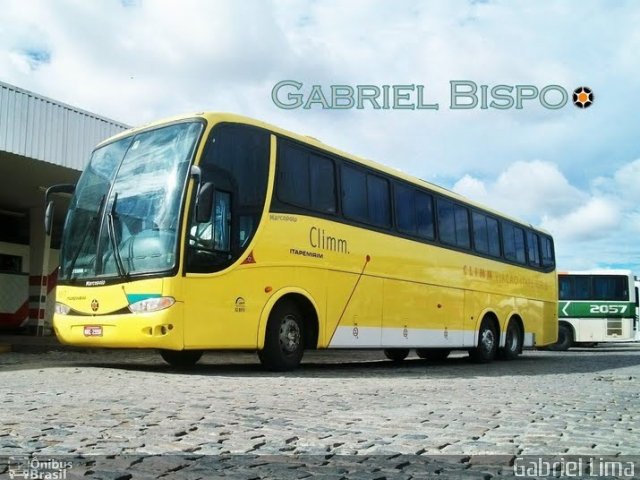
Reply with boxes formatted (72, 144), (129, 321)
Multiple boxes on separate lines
(481, 329), (495, 353)
(279, 315), (300, 353)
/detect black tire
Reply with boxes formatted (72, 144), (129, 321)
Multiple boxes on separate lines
(259, 301), (305, 371)
(384, 348), (410, 362)
(499, 321), (523, 360)
(469, 320), (498, 363)
(160, 349), (203, 368)
(548, 323), (573, 351)
(416, 348), (450, 360)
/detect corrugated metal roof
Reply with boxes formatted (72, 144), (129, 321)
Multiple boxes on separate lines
(0, 80), (129, 171)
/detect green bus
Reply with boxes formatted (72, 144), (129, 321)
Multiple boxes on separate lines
(550, 270), (638, 350)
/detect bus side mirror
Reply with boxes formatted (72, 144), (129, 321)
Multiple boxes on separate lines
(45, 201), (55, 236)
(44, 184), (76, 235)
(195, 182), (214, 223)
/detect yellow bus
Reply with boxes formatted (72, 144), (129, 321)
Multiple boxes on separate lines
(48, 113), (558, 370)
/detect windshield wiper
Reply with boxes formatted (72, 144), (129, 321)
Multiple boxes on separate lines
(66, 195), (106, 282)
(106, 192), (129, 280)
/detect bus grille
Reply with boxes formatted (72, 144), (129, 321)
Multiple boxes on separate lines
(606, 319), (623, 337)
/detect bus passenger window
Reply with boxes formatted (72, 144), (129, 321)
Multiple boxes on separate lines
(416, 191), (434, 239)
(502, 223), (526, 264)
(342, 166), (367, 222)
(367, 174), (390, 228)
(513, 227), (526, 264)
(438, 199), (469, 249)
(593, 276), (626, 301)
(277, 142), (336, 214)
(559, 276), (572, 300)
(309, 154), (336, 213)
(395, 184), (416, 234)
(486, 218), (500, 257)
(472, 212), (489, 254)
(540, 236), (555, 268)
(527, 231), (541, 267)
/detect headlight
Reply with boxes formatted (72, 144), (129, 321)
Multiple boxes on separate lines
(55, 302), (71, 315)
(128, 296), (175, 313)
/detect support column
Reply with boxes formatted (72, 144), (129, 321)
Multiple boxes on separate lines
(28, 206), (53, 335)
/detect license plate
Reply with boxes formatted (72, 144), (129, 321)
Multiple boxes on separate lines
(83, 325), (103, 337)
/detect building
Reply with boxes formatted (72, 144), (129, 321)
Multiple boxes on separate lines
(0, 81), (128, 334)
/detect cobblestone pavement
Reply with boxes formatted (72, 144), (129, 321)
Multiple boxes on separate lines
(1, 344), (639, 478)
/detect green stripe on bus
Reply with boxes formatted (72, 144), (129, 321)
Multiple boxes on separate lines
(558, 301), (635, 318)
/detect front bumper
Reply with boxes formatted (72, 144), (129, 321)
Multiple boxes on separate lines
(53, 302), (184, 350)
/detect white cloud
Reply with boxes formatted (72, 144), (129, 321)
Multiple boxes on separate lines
(452, 174), (488, 201)
(454, 159), (638, 272)
(453, 160), (585, 219)
(540, 198), (620, 241)
(613, 159), (640, 203)
(0, 0), (638, 271)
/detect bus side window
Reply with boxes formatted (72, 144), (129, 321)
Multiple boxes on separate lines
(486, 217), (500, 257)
(540, 236), (555, 269)
(367, 174), (390, 228)
(472, 212), (489, 254)
(342, 165), (391, 228)
(310, 153), (336, 213)
(574, 276), (590, 300)
(342, 166), (368, 223)
(502, 222), (517, 262)
(277, 142), (336, 214)
(593, 276), (627, 301)
(437, 198), (470, 249)
(527, 231), (541, 267)
(395, 185), (434, 240)
(395, 183), (416, 235)
(415, 191), (434, 239)
(559, 276), (571, 300)
(513, 226), (526, 264)
(472, 212), (500, 258)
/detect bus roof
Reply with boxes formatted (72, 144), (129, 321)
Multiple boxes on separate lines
(96, 111), (551, 236)
(558, 269), (633, 276)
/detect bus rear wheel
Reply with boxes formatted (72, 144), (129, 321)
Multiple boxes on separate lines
(548, 323), (573, 351)
(259, 301), (305, 371)
(469, 320), (498, 363)
(416, 348), (450, 360)
(160, 349), (203, 368)
(499, 321), (522, 360)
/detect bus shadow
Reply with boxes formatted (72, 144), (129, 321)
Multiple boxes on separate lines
(73, 347), (640, 379)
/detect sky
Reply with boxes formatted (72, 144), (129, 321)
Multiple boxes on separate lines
(1, 0), (639, 272)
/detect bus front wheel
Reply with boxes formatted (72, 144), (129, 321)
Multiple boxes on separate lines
(160, 349), (203, 368)
(259, 301), (305, 371)
(469, 320), (498, 363)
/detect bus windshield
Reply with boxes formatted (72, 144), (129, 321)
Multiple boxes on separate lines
(59, 121), (203, 283)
